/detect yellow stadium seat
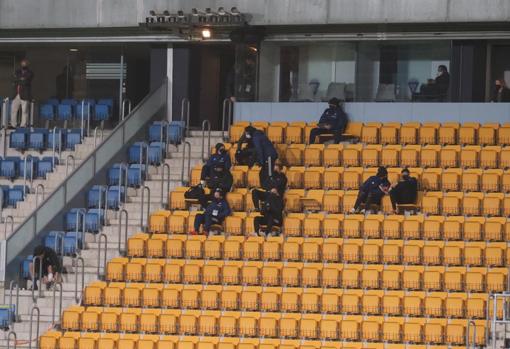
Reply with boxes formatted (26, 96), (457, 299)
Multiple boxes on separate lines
(361, 123), (381, 144)
(342, 144), (363, 167)
(382, 267), (402, 290)
(284, 189), (305, 212)
(304, 144), (324, 166)
(485, 217), (506, 241)
(320, 317), (339, 339)
(341, 319), (360, 341)
(342, 167), (362, 190)
(438, 122), (458, 145)
(443, 216), (464, 241)
(149, 210), (171, 233)
(421, 192), (442, 215)
(382, 215), (403, 239)
(267, 124), (286, 143)
(500, 147), (510, 169)
(420, 168), (441, 191)
(401, 145), (421, 167)
(323, 144), (343, 167)
(441, 168), (460, 191)
(169, 188), (188, 210)
(462, 192), (483, 216)
(342, 266), (361, 288)
(498, 125), (510, 145)
(404, 320), (424, 343)
(362, 144), (382, 167)
(440, 145), (460, 168)
(380, 123), (400, 144)
(420, 123), (439, 145)
(304, 167), (324, 189)
(287, 122), (305, 144)
(382, 294), (402, 316)
(286, 144), (305, 166)
(380, 145), (401, 167)
(459, 123), (479, 145)
(229, 122), (250, 143)
(323, 167), (342, 190)
(483, 193), (503, 216)
(480, 145), (500, 168)
(400, 123), (419, 144)
(460, 145), (480, 168)
(461, 168), (482, 192)
(286, 166), (304, 189)
(481, 169), (502, 192)
(479, 124), (497, 145)
(382, 320), (402, 342)
(420, 145), (440, 167)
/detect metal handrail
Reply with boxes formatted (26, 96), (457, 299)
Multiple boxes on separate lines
(35, 184), (45, 206)
(30, 100), (35, 127)
(79, 101), (91, 139)
(140, 186), (150, 231)
(74, 257), (85, 303)
(97, 233), (107, 279)
(31, 255), (43, 302)
(161, 163), (170, 208)
(51, 127), (58, 168)
(181, 98), (190, 136)
(0, 189), (3, 221)
(76, 209), (86, 255)
(7, 331), (16, 349)
(93, 126), (104, 148)
(222, 98), (233, 141)
(8, 280), (19, 322)
(122, 99), (132, 120)
(2, 97), (9, 129)
(51, 282), (63, 325)
(118, 209), (128, 255)
(180, 141), (191, 186)
(201, 120), (211, 162)
(65, 155), (76, 175)
(23, 155), (34, 195)
(466, 319), (476, 349)
(139, 142), (149, 182)
(159, 120), (168, 144)
(4, 215), (14, 240)
(28, 305), (40, 349)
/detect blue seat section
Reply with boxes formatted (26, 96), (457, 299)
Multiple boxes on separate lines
(21, 255), (33, 279)
(29, 129), (48, 150)
(44, 231), (64, 255)
(47, 128), (64, 151)
(97, 98), (113, 109)
(128, 142), (147, 164)
(0, 186), (9, 207)
(149, 121), (167, 142)
(63, 231), (83, 255)
(65, 129), (82, 150)
(87, 185), (106, 209)
(0, 157), (18, 180)
(7, 186), (27, 207)
(0, 305), (15, 330)
(107, 185), (125, 210)
(57, 104), (73, 121)
(127, 164), (145, 187)
(65, 208), (85, 232)
(85, 209), (104, 233)
(61, 99), (78, 106)
(81, 98), (96, 106)
(168, 120), (185, 144)
(39, 104), (55, 121)
(9, 128), (28, 150)
(46, 98), (59, 107)
(107, 164), (126, 186)
(148, 142), (165, 166)
(94, 104), (110, 121)
(37, 157), (56, 178)
(18, 156), (37, 180)
(75, 102), (92, 121)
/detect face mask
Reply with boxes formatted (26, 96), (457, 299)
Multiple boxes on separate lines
(218, 148), (224, 154)
(245, 134), (251, 139)
(496, 84), (502, 89)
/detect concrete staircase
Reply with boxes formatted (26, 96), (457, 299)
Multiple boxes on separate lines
(0, 131), (224, 346)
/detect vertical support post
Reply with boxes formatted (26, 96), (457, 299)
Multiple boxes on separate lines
(97, 233), (108, 279)
(51, 282), (63, 325)
(140, 186), (150, 232)
(28, 305), (40, 349)
(201, 120), (211, 162)
(161, 163), (170, 208)
(180, 141), (191, 186)
(118, 209), (128, 255)
(74, 257), (85, 304)
(119, 50), (124, 120)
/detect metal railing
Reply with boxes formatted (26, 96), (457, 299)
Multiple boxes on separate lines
(4, 216), (14, 240)
(160, 163), (170, 208)
(51, 281), (63, 326)
(23, 155), (34, 195)
(97, 233), (108, 279)
(66, 155), (76, 175)
(74, 257), (85, 303)
(118, 209), (128, 255)
(201, 119), (211, 162)
(222, 98), (234, 141)
(35, 184), (45, 206)
(2, 97), (9, 129)
(466, 319), (476, 349)
(140, 186), (150, 231)
(180, 141), (191, 186)
(8, 280), (19, 322)
(51, 127), (62, 166)
(30, 100), (35, 126)
(181, 98), (190, 136)
(28, 305), (40, 349)
(7, 331), (16, 349)
(31, 255), (43, 302)
(93, 126), (104, 148)
(122, 99), (132, 120)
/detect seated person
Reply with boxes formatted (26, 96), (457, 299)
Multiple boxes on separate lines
(309, 97), (349, 144)
(253, 187), (284, 237)
(200, 142), (231, 184)
(252, 162), (287, 210)
(389, 168), (418, 214)
(351, 166), (390, 213)
(200, 163), (233, 208)
(30, 245), (62, 290)
(237, 126), (278, 176)
(192, 188), (231, 235)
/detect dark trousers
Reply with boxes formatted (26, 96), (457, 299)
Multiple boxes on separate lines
(197, 192), (212, 209)
(251, 189), (267, 211)
(254, 214), (281, 235)
(353, 190), (384, 211)
(309, 128), (344, 144)
(194, 213), (223, 232)
(390, 188), (414, 210)
(200, 165), (210, 181)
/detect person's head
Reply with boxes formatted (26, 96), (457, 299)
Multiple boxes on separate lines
(376, 166), (388, 178)
(438, 65), (448, 75)
(20, 59), (29, 68)
(34, 245), (46, 258)
(401, 168), (411, 180)
(270, 187), (279, 195)
(328, 97), (340, 108)
(244, 126), (256, 139)
(495, 79), (506, 89)
(214, 188), (224, 200)
(215, 143), (226, 154)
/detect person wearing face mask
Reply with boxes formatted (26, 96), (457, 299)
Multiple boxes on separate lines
(491, 79), (510, 102)
(201, 143), (232, 184)
(351, 166), (390, 214)
(309, 97), (349, 144)
(239, 126), (278, 176)
(192, 188), (231, 235)
(434, 65), (450, 99)
(10, 59), (34, 128)
(252, 162), (287, 211)
(253, 186), (284, 237)
(389, 168), (418, 214)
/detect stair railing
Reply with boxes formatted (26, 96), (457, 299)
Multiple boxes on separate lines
(28, 305), (40, 349)
(51, 281), (63, 325)
(221, 98), (233, 141)
(201, 119), (211, 162)
(122, 99), (132, 121)
(4, 215), (14, 240)
(161, 163), (170, 208)
(6, 330), (16, 349)
(74, 257), (85, 303)
(31, 256), (43, 302)
(66, 155), (76, 175)
(93, 126), (104, 148)
(97, 233), (108, 279)
(140, 186), (151, 232)
(8, 280), (19, 322)
(23, 155), (34, 196)
(35, 184), (45, 206)
(118, 209), (128, 255)
(180, 141), (191, 186)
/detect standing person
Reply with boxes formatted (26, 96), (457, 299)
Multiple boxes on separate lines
(192, 188), (231, 235)
(351, 167), (390, 214)
(253, 187), (284, 237)
(29, 245), (62, 290)
(309, 98), (349, 144)
(10, 59), (34, 128)
(491, 79), (510, 102)
(434, 65), (450, 98)
(200, 143), (232, 184)
(389, 168), (418, 214)
(252, 162), (287, 211)
(243, 126), (278, 176)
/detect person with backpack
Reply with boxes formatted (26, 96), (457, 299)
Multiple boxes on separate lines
(192, 188), (231, 235)
(200, 143), (231, 183)
(186, 162), (233, 208)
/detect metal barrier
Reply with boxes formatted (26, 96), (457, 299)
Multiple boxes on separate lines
(6, 331), (16, 349)
(8, 280), (19, 322)
(140, 186), (150, 231)
(23, 155), (34, 195)
(221, 98), (234, 141)
(118, 209), (128, 254)
(181, 98), (190, 136)
(66, 154), (76, 175)
(74, 257), (85, 303)
(74, 209), (86, 255)
(159, 120), (169, 143)
(466, 319), (476, 349)
(93, 126), (104, 148)
(80, 101), (91, 138)
(28, 305), (40, 349)
(160, 163), (170, 208)
(122, 99), (132, 120)
(31, 255), (43, 302)
(35, 184), (45, 206)
(97, 233), (108, 279)
(30, 100), (35, 126)
(201, 120), (211, 162)
(4, 216), (14, 239)
(51, 281), (63, 325)
(2, 97), (9, 129)
(0, 189), (3, 221)
(180, 141), (191, 186)
(267, 156), (273, 177)
(139, 142), (149, 182)
(51, 127), (62, 167)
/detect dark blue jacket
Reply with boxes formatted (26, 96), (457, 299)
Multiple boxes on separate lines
(252, 130), (278, 164)
(205, 198), (231, 220)
(319, 106), (349, 132)
(205, 152), (231, 171)
(361, 175), (390, 195)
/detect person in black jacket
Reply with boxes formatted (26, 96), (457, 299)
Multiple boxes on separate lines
(201, 143), (232, 183)
(434, 65), (450, 99)
(198, 163), (233, 208)
(10, 59), (34, 128)
(389, 168), (418, 214)
(239, 126), (278, 176)
(352, 167), (391, 213)
(193, 188), (231, 235)
(491, 79), (510, 102)
(253, 187), (284, 237)
(29, 245), (62, 290)
(309, 98), (349, 144)
(252, 163), (287, 211)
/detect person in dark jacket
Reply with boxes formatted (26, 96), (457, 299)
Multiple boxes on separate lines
(309, 98), (349, 144)
(29, 245), (62, 290)
(253, 187), (284, 237)
(252, 163), (287, 210)
(434, 65), (450, 98)
(10, 59), (34, 128)
(491, 79), (510, 102)
(198, 163), (233, 208)
(243, 126), (278, 176)
(193, 188), (231, 235)
(389, 168), (418, 214)
(352, 167), (390, 213)
(201, 143), (232, 183)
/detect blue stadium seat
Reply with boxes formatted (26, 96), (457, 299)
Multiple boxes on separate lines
(0, 158), (18, 180)
(168, 120), (185, 144)
(81, 98), (96, 106)
(87, 185), (106, 208)
(107, 185), (125, 210)
(127, 164), (145, 187)
(9, 129), (28, 150)
(37, 157), (56, 178)
(65, 208), (85, 232)
(21, 255), (33, 279)
(97, 98), (113, 109)
(75, 102), (92, 123)
(46, 98), (59, 106)
(0, 186), (9, 207)
(19, 156), (37, 180)
(65, 129), (82, 150)
(107, 163), (126, 186)
(128, 142), (147, 164)
(0, 305), (15, 330)
(47, 128), (64, 151)
(94, 104), (110, 121)
(39, 104), (55, 121)
(29, 129), (48, 150)
(7, 186), (26, 207)
(61, 98), (77, 106)
(44, 231), (64, 255)
(148, 142), (165, 166)
(149, 121), (167, 142)
(57, 104), (73, 121)
(85, 209), (104, 233)
(63, 231), (83, 255)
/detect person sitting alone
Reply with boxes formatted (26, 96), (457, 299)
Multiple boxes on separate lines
(252, 162), (287, 211)
(309, 97), (349, 144)
(389, 168), (418, 214)
(351, 167), (390, 214)
(192, 188), (231, 235)
(200, 142), (231, 184)
(30, 245), (62, 290)
(253, 186), (284, 237)
(199, 163), (233, 208)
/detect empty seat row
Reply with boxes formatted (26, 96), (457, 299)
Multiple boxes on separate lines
(64, 207), (106, 233)
(0, 184), (29, 208)
(40, 98), (112, 122)
(9, 127), (83, 151)
(128, 142), (167, 167)
(83, 281), (493, 319)
(60, 306), (485, 345)
(41, 331), (475, 349)
(229, 121), (509, 146)
(105, 257), (507, 293)
(0, 155), (58, 180)
(127, 233), (510, 267)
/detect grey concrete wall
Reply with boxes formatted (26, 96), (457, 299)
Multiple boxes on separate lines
(1, 0), (510, 29)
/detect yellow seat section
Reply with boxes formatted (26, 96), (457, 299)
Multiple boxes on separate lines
(342, 144), (363, 167)
(419, 122), (439, 145)
(401, 145), (421, 168)
(459, 122), (479, 145)
(229, 122), (250, 143)
(286, 144), (305, 166)
(400, 122), (420, 144)
(361, 122), (381, 144)
(380, 123), (400, 144)
(304, 144), (324, 167)
(361, 145), (382, 167)
(304, 167), (324, 189)
(323, 144), (343, 167)
(380, 145), (401, 167)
